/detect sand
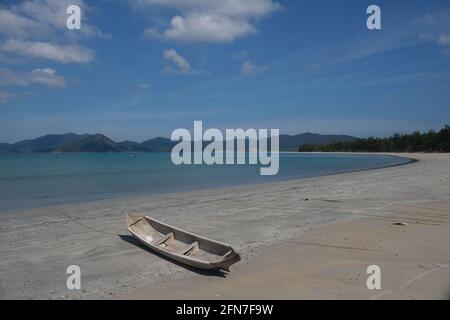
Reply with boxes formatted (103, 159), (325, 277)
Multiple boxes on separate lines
(0, 153), (449, 299)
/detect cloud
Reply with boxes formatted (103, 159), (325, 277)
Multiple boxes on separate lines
(138, 0), (281, 43)
(241, 60), (266, 75)
(0, 68), (29, 86)
(0, 0), (108, 64)
(438, 34), (450, 45)
(1, 40), (93, 64)
(137, 82), (151, 90)
(0, 91), (11, 104)
(423, 11), (450, 47)
(311, 9), (450, 66)
(232, 50), (248, 60)
(8, 0), (110, 39)
(162, 49), (198, 75)
(0, 8), (48, 39)
(135, 0), (281, 16)
(159, 13), (256, 43)
(30, 68), (67, 88)
(0, 67), (67, 89)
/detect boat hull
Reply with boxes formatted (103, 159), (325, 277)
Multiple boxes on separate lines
(126, 212), (240, 271)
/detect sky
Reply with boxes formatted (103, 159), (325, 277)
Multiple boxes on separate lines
(0, 0), (450, 143)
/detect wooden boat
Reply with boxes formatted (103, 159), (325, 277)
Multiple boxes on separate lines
(126, 212), (241, 271)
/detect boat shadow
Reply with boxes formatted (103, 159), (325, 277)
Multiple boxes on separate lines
(118, 234), (227, 278)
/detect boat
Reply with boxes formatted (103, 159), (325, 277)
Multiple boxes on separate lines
(126, 212), (241, 271)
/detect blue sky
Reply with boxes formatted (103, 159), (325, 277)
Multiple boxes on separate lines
(1, 0), (450, 143)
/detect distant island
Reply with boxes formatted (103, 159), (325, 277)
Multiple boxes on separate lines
(2, 126), (448, 154)
(298, 125), (450, 153)
(0, 132), (356, 153)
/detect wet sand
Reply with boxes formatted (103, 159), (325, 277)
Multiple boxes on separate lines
(1, 153), (449, 299)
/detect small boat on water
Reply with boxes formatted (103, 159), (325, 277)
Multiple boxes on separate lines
(126, 212), (241, 271)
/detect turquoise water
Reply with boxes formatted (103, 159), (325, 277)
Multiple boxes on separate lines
(0, 153), (410, 211)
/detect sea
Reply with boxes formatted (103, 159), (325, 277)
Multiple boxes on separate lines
(0, 153), (410, 211)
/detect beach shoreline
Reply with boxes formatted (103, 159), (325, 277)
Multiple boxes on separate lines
(1, 153), (449, 299)
(0, 152), (415, 216)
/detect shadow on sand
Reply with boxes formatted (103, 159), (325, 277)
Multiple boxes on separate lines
(118, 234), (227, 278)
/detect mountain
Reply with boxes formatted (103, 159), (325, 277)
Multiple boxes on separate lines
(278, 133), (357, 151)
(11, 133), (89, 153)
(51, 134), (123, 153)
(116, 141), (153, 152)
(0, 132), (358, 153)
(140, 137), (177, 152)
(139, 134), (357, 152)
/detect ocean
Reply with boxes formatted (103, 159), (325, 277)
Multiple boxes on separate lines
(0, 153), (410, 211)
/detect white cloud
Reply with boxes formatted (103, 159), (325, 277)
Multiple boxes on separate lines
(232, 50), (248, 60)
(9, 0), (110, 39)
(30, 68), (67, 88)
(137, 82), (151, 90)
(0, 68), (29, 86)
(0, 8), (48, 39)
(13, 0), (81, 31)
(0, 67), (67, 89)
(161, 13), (256, 43)
(312, 10), (450, 66)
(0, 0), (108, 64)
(138, 0), (281, 43)
(163, 49), (197, 74)
(0, 91), (11, 104)
(1, 40), (93, 64)
(438, 34), (450, 45)
(136, 0), (281, 18)
(241, 60), (266, 75)
(420, 11), (450, 52)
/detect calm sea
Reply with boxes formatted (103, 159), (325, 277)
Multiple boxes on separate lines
(0, 153), (410, 211)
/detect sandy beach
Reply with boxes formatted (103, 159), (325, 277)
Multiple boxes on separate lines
(1, 153), (449, 299)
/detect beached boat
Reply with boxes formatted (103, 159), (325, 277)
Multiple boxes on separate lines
(126, 213), (241, 271)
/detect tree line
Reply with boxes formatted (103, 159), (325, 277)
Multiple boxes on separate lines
(298, 125), (450, 153)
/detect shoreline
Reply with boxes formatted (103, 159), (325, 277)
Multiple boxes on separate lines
(0, 152), (413, 214)
(0, 153), (449, 299)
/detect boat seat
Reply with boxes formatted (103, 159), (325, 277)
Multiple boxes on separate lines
(179, 241), (198, 256)
(157, 232), (174, 246)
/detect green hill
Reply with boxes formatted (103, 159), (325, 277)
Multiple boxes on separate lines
(52, 134), (123, 153)
(11, 133), (90, 153)
(117, 141), (153, 152)
(140, 137), (177, 152)
(1, 132), (360, 153)
(298, 125), (450, 153)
